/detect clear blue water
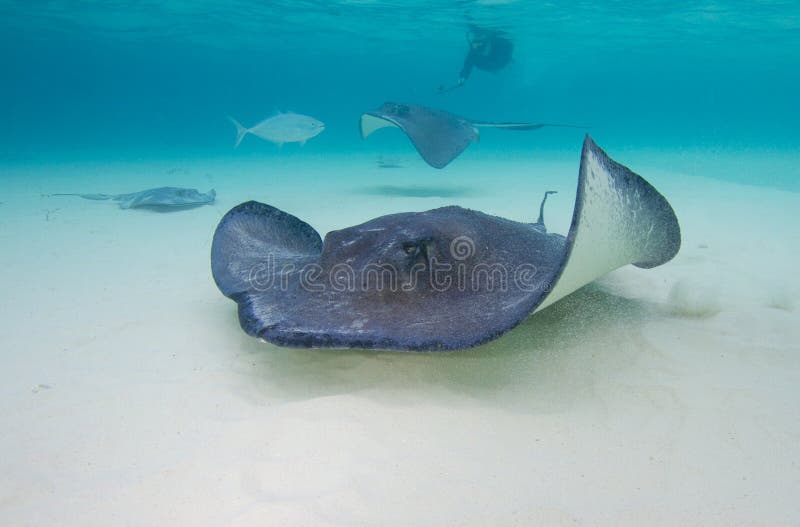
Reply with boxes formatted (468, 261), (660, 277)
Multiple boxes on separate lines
(3, 5), (800, 523)
(1, 1), (798, 173)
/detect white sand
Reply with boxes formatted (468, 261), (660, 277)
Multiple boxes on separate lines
(1, 150), (799, 526)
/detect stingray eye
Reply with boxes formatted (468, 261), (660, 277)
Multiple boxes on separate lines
(401, 241), (419, 256)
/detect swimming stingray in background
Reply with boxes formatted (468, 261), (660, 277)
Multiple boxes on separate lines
(360, 102), (584, 168)
(49, 187), (216, 210)
(210, 136), (681, 352)
(229, 112), (325, 148)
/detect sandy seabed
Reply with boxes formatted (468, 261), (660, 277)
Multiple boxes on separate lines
(1, 149), (798, 526)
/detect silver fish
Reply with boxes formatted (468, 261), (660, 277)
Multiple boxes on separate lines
(229, 112), (325, 147)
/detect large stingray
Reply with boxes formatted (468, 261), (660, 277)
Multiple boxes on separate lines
(50, 187), (216, 210)
(211, 136), (680, 352)
(360, 102), (583, 169)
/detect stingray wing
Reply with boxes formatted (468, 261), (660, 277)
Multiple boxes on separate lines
(212, 201), (323, 299)
(360, 102), (478, 169)
(210, 135), (681, 351)
(535, 135), (681, 312)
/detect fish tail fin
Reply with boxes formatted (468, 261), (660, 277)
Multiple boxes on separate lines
(228, 116), (248, 148)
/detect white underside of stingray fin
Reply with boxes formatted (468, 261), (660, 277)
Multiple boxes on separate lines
(535, 135), (681, 312)
(359, 114), (399, 139)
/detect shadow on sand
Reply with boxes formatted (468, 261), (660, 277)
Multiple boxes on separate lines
(223, 283), (665, 413)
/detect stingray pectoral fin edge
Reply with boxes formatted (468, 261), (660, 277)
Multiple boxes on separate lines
(211, 201), (323, 299)
(534, 135), (681, 312)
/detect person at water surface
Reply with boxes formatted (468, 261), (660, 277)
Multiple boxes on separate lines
(440, 26), (514, 93)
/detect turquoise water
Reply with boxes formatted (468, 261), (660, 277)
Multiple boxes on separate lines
(2, 2), (798, 167)
(2, 3), (800, 525)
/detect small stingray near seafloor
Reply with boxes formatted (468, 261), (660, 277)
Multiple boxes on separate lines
(47, 187), (216, 211)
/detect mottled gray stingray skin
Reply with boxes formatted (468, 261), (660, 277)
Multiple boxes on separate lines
(211, 136), (681, 352)
(52, 187), (216, 210)
(360, 102), (582, 169)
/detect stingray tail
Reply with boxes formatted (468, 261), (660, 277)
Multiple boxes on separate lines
(47, 193), (114, 201)
(536, 191), (558, 226)
(228, 117), (248, 148)
(472, 122), (587, 131)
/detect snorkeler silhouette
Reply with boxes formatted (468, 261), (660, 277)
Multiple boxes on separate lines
(439, 27), (514, 93)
